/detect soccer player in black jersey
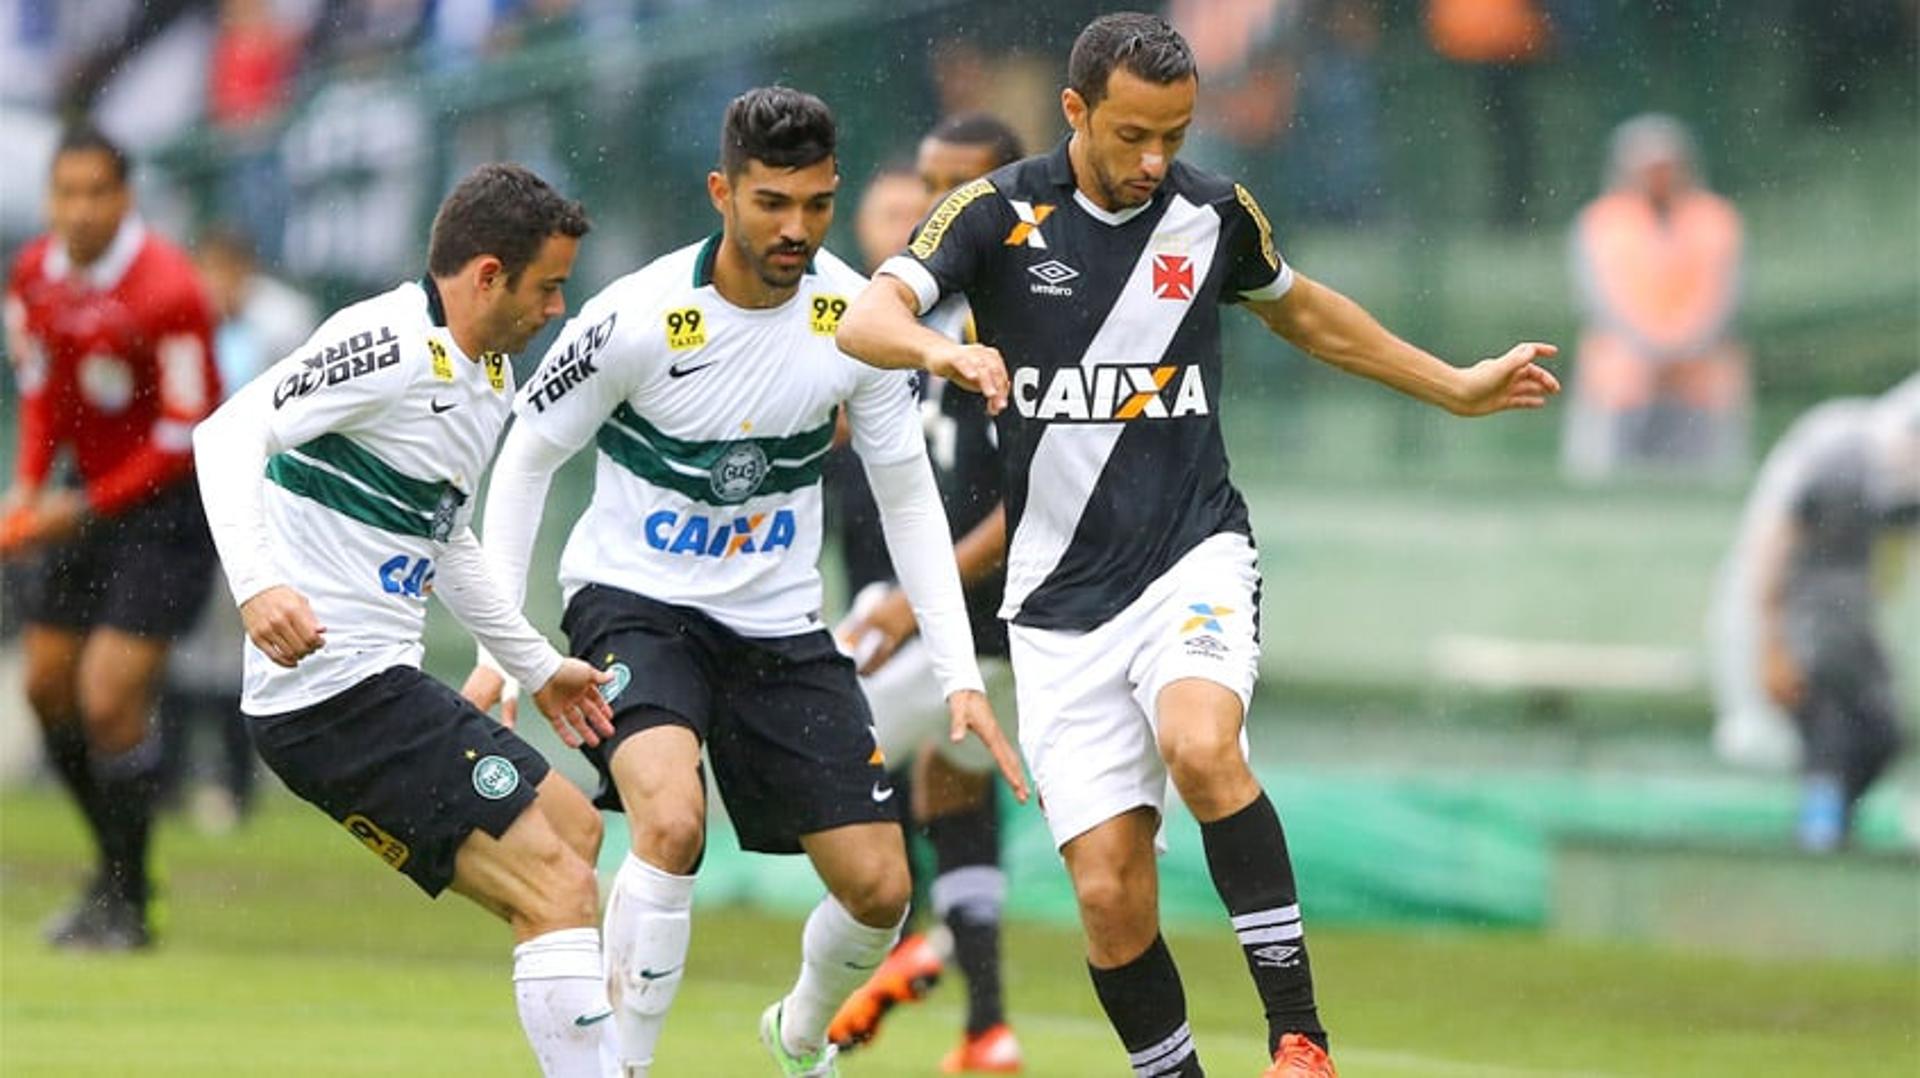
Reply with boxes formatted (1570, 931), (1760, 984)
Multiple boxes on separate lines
(837, 13), (1558, 1078)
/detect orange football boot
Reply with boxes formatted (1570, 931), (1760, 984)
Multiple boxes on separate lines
(1262, 1033), (1337, 1078)
(827, 932), (944, 1050)
(939, 1022), (1023, 1073)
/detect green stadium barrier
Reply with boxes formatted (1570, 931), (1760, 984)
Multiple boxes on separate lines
(595, 762), (1914, 935)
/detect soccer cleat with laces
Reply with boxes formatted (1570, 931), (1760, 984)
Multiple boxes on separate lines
(826, 932), (944, 1050)
(939, 1023), (1024, 1074)
(759, 1000), (839, 1077)
(1262, 1033), (1337, 1078)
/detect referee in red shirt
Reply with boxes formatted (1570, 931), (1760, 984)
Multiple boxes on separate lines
(3, 124), (221, 950)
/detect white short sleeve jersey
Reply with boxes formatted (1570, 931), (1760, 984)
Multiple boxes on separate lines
(513, 238), (923, 636)
(230, 281), (515, 712)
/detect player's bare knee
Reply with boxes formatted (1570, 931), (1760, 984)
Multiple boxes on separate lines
(1163, 737), (1254, 817)
(836, 857), (911, 927)
(76, 692), (148, 751)
(1070, 864), (1140, 925)
(632, 807), (704, 874)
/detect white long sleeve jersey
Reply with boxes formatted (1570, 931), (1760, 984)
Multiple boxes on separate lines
(197, 280), (556, 714)
(513, 239), (942, 637)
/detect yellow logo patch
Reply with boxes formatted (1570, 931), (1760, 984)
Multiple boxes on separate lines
(428, 338), (454, 382)
(665, 307), (706, 351)
(483, 352), (507, 392)
(909, 178), (995, 261)
(1234, 184), (1280, 272)
(344, 813), (411, 870)
(810, 294), (848, 336)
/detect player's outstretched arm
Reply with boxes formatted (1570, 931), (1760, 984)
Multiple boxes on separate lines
(464, 422), (573, 725)
(839, 276), (1010, 413)
(1248, 271), (1560, 416)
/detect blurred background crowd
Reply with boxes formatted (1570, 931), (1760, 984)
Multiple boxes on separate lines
(1, 0), (1915, 952)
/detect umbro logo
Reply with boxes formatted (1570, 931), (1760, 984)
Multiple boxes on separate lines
(1252, 944), (1301, 969)
(1027, 260), (1078, 297)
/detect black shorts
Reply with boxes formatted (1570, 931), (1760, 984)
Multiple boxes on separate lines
(249, 666), (552, 896)
(18, 477), (217, 640)
(562, 584), (899, 855)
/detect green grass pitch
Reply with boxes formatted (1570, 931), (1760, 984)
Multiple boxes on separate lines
(2, 789), (1914, 1076)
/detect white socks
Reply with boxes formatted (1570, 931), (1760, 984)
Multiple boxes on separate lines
(603, 852), (697, 1073)
(779, 896), (901, 1057)
(512, 927), (610, 1077)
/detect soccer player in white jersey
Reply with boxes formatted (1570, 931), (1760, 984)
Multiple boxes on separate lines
(192, 165), (619, 1078)
(463, 88), (1026, 1078)
(837, 13), (1561, 1078)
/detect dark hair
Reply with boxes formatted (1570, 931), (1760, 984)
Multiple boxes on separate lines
(427, 163), (590, 282)
(1068, 12), (1196, 112)
(719, 86), (837, 178)
(52, 122), (130, 184)
(927, 112), (1025, 168)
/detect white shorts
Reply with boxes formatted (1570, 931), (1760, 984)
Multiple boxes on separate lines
(1009, 532), (1261, 850)
(859, 637), (1016, 772)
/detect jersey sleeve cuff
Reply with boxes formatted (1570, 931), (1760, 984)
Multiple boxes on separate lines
(1238, 262), (1295, 303)
(877, 256), (941, 316)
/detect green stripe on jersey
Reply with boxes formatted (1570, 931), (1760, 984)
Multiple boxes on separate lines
(595, 403), (834, 506)
(265, 434), (467, 539)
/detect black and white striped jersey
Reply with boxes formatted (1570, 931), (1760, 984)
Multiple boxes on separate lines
(878, 140), (1292, 632)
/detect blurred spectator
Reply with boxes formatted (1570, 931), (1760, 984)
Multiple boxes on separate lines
(209, 0), (301, 129)
(852, 160), (925, 275)
(1722, 377), (1920, 852)
(4, 124), (222, 949)
(1562, 114), (1749, 483)
(1426, 0), (1549, 227)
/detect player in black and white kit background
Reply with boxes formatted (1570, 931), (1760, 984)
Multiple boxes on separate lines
(837, 13), (1560, 1078)
(824, 114), (1029, 1073)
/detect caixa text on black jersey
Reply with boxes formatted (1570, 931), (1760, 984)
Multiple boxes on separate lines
(1010, 363), (1209, 422)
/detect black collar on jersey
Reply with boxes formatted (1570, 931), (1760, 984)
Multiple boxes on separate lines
(1044, 138), (1077, 190)
(421, 275), (448, 327)
(692, 231), (816, 289)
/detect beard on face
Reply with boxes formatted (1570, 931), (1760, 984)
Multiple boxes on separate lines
(749, 237), (811, 288)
